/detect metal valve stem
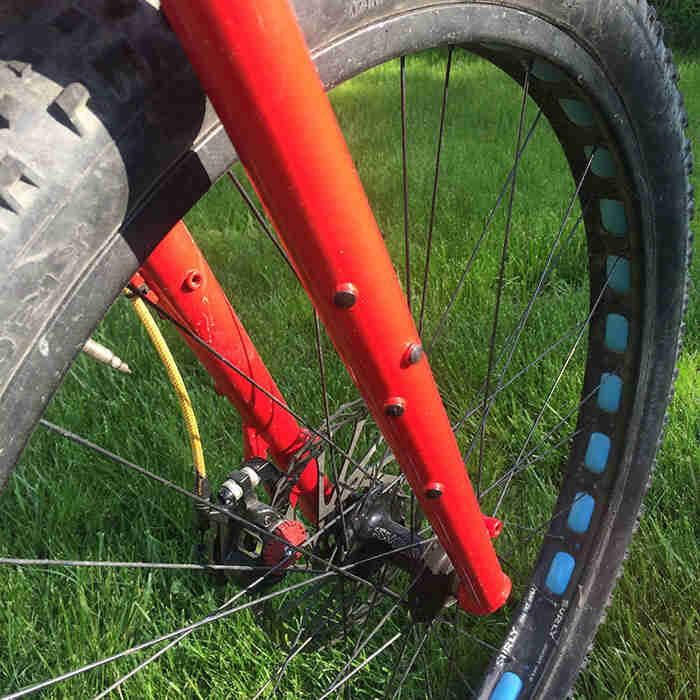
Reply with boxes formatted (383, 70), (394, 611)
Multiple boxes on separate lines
(82, 338), (132, 374)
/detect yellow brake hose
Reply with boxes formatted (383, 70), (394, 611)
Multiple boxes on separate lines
(127, 291), (207, 489)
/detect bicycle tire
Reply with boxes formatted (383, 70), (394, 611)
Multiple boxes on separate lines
(0, 1), (692, 698)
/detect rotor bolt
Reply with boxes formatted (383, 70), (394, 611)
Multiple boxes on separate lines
(333, 283), (358, 309)
(183, 269), (203, 291)
(424, 482), (444, 499)
(384, 397), (406, 417)
(404, 343), (423, 366)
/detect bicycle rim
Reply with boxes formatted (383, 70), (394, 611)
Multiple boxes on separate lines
(1, 3), (691, 699)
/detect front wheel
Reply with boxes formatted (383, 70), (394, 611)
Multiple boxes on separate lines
(0, 1), (692, 698)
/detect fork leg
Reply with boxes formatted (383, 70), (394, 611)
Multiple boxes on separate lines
(162, 0), (510, 614)
(137, 220), (331, 524)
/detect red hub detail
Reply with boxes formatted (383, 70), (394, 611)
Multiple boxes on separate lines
(263, 520), (307, 569)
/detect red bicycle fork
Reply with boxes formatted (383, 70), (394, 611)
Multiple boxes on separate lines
(160, 0), (511, 614)
(135, 221), (330, 526)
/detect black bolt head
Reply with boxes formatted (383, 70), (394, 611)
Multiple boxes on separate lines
(385, 402), (405, 417)
(333, 289), (357, 308)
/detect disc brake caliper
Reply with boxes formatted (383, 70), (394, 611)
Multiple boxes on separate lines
(211, 458), (307, 576)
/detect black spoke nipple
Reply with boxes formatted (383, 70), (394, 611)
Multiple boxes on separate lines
(424, 482), (444, 499)
(333, 283), (358, 309)
(384, 397), (406, 417)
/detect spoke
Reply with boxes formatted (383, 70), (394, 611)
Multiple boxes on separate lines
(255, 634), (313, 700)
(336, 417), (369, 487)
(370, 443), (394, 486)
(339, 576), (352, 697)
(0, 557), (321, 574)
(318, 631), (403, 700)
(477, 62), (532, 498)
(434, 617), (477, 695)
(116, 560), (301, 700)
(391, 624), (432, 699)
(499, 427), (583, 483)
(435, 617), (515, 660)
(95, 560), (318, 700)
(453, 203), (588, 439)
(426, 108), (544, 354)
(480, 385), (598, 500)
(252, 537), (412, 668)
(418, 46), (453, 335)
(350, 536), (436, 570)
(3, 571), (336, 700)
(271, 554), (339, 623)
(127, 288), (373, 481)
(382, 629), (412, 700)
(460, 163), (594, 483)
(420, 631), (436, 699)
(314, 311), (333, 450)
(324, 562), (429, 696)
(313, 310), (349, 546)
(400, 54), (411, 313)
(227, 169), (298, 279)
(495, 551), (532, 580)
(347, 564), (392, 660)
(38, 420), (401, 601)
(497, 494), (592, 563)
(484, 155), (594, 386)
(481, 425), (585, 502)
(497, 203), (588, 366)
(491, 259), (617, 515)
(253, 580), (351, 700)
(455, 321), (582, 429)
(92, 636), (180, 700)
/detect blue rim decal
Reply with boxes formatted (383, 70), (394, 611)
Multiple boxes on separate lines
(567, 493), (595, 533)
(605, 313), (629, 352)
(598, 373), (622, 413)
(600, 199), (628, 235)
(545, 552), (576, 595)
(531, 59), (565, 82)
(584, 432), (611, 473)
(584, 146), (616, 177)
(490, 672), (523, 700)
(560, 99), (595, 127)
(606, 255), (631, 293)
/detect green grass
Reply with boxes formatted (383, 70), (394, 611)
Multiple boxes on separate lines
(1, 49), (698, 698)
(656, 1), (700, 51)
